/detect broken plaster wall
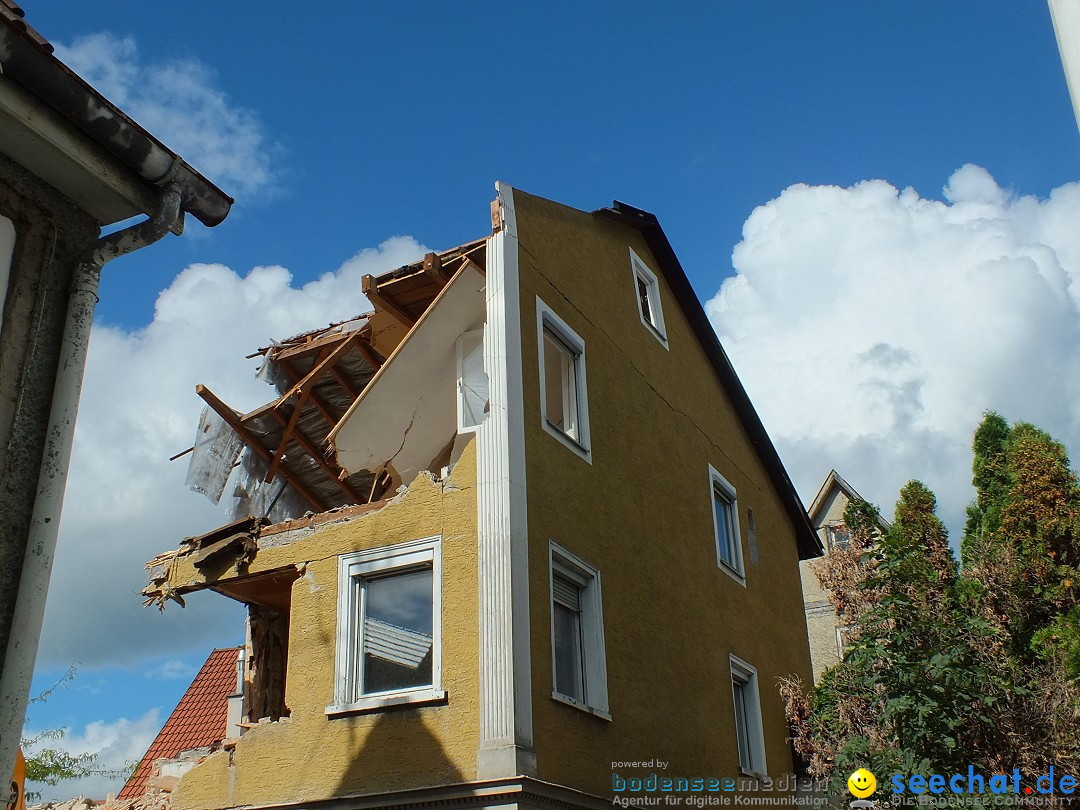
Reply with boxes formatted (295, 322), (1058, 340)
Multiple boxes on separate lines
(171, 438), (480, 810)
(511, 189), (815, 796)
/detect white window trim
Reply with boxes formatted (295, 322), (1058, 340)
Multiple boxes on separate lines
(456, 327), (488, 434)
(729, 654), (768, 778)
(536, 297), (591, 462)
(629, 247), (668, 348)
(709, 465), (745, 585)
(328, 536), (444, 715)
(548, 541), (610, 719)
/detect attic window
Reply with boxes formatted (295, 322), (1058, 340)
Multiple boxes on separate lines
(629, 248), (667, 347)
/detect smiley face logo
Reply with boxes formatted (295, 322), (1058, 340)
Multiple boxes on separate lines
(848, 768), (876, 798)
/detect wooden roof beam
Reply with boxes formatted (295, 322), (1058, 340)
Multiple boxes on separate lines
(275, 336), (357, 412)
(423, 252), (449, 287)
(266, 409), (366, 504)
(362, 274), (415, 329)
(275, 358), (340, 429)
(196, 384), (328, 513)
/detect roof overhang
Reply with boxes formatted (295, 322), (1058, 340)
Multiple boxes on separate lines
(1050, 0), (1080, 137)
(0, 14), (233, 226)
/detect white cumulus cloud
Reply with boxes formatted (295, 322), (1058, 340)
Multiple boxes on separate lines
(706, 164), (1080, 535)
(24, 709), (161, 802)
(53, 33), (278, 200)
(37, 237), (428, 670)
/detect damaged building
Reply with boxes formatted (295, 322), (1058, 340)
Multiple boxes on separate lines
(143, 185), (822, 810)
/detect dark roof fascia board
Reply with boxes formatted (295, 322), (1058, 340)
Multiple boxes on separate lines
(595, 201), (823, 560)
(0, 15), (233, 226)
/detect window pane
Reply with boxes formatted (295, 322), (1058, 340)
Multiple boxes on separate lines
(553, 600), (584, 702)
(829, 527), (851, 551)
(361, 568), (433, 695)
(733, 679), (754, 772)
(636, 275), (653, 325)
(714, 486), (735, 567)
(543, 328), (578, 440)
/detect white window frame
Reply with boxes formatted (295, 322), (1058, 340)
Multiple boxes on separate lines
(536, 298), (591, 462)
(729, 654), (768, 778)
(629, 248), (668, 348)
(709, 465), (745, 584)
(456, 328), (488, 433)
(328, 536), (444, 715)
(549, 541), (610, 719)
(836, 625), (853, 659)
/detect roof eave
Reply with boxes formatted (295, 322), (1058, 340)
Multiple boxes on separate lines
(0, 15), (233, 227)
(595, 201), (823, 560)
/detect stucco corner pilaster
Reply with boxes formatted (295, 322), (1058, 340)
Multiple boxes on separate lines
(476, 182), (535, 778)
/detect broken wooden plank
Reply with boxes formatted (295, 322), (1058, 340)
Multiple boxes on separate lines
(362, 274), (416, 328)
(196, 384), (328, 513)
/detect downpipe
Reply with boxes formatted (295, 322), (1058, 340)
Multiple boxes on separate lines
(0, 183), (183, 772)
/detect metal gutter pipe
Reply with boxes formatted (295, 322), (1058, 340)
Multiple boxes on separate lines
(0, 183), (183, 777)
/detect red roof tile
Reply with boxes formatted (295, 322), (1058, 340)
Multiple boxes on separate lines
(118, 648), (241, 800)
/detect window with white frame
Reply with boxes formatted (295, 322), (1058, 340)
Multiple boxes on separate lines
(729, 655), (767, 777)
(549, 542), (609, 717)
(536, 298), (590, 459)
(826, 524), (851, 553)
(836, 625), (854, 659)
(629, 248), (667, 346)
(709, 465), (744, 581)
(456, 328), (488, 433)
(330, 536), (443, 713)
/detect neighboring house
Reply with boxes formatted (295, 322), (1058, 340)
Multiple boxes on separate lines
(118, 648), (244, 802)
(143, 185), (822, 810)
(0, 2), (233, 774)
(799, 470), (890, 681)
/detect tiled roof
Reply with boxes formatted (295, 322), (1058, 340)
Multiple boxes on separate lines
(117, 648), (241, 800)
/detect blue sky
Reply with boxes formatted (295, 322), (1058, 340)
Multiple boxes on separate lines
(18, 1), (1080, 800)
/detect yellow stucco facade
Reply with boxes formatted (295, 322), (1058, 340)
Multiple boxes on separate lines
(512, 190), (814, 796)
(170, 441), (480, 810)
(148, 185), (818, 810)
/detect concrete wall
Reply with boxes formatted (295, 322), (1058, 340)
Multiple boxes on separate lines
(172, 441), (481, 810)
(511, 191), (814, 796)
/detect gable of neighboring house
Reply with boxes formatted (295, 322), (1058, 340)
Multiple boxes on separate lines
(800, 470), (890, 681)
(118, 648), (241, 800)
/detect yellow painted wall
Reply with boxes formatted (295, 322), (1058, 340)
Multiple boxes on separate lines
(512, 190), (814, 797)
(172, 440), (480, 810)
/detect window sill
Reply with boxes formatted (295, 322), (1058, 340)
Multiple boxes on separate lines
(551, 690), (611, 721)
(718, 559), (746, 587)
(326, 688), (447, 717)
(542, 420), (592, 463)
(641, 320), (669, 349)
